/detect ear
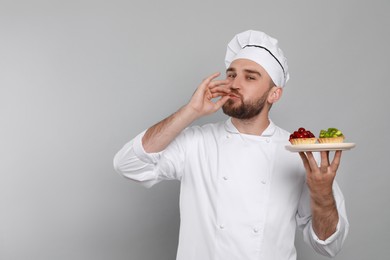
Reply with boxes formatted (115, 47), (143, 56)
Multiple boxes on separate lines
(268, 87), (283, 104)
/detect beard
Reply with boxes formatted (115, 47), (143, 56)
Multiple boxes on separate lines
(222, 90), (270, 120)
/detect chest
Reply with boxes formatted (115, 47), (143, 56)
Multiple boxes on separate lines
(183, 133), (304, 198)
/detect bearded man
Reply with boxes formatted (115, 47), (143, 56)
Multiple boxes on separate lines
(114, 30), (349, 260)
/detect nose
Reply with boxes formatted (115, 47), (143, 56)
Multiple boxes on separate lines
(230, 76), (241, 90)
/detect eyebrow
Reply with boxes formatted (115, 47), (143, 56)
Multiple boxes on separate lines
(243, 69), (262, 77)
(226, 67), (262, 77)
(226, 68), (235, 74)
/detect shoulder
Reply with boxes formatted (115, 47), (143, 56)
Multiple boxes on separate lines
(271, 123), (291, 143)
(174, 121), (225, 144)
(171, 121), (225, 152)
(183, 121), (225, 136)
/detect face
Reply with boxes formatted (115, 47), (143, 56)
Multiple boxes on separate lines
(222, 59), (276, 119)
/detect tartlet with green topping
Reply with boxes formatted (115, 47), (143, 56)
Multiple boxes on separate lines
(318, 128), (345, 143)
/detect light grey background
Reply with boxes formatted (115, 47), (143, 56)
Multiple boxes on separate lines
(1, 0), (389, 259)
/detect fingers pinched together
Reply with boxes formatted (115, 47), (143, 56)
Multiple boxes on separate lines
(189, 72), (232, 116)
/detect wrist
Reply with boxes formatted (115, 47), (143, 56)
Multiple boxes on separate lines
(181, 104), (203, 121)
(310, 192), (336, 209)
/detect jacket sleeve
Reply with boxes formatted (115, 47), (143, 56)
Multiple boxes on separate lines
(113, 130), (186, 188)
(296, 180), (349, 257)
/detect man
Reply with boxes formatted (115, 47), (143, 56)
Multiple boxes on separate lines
(113, 30), (349, 260)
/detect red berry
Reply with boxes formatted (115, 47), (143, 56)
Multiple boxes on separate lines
(290, 127), (316, 140)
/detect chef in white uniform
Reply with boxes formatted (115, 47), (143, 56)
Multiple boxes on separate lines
(114, 30), (349, 260)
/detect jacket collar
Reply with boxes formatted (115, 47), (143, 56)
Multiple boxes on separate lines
(224, 117), (276, 137)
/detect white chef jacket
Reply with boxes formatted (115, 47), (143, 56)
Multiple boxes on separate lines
(113, 118), (349, 260)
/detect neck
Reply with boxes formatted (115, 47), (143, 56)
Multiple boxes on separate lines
(231, 111), (270, 136)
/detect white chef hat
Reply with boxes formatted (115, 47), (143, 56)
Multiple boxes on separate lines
(225, 30), (290, 87)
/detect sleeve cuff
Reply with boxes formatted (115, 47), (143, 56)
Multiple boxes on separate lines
(310, 219), (341, 245)
(132, 130), (162, 164)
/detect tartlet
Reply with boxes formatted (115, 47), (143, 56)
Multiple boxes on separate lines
(289, 127), (317, 145)
(318, 128), (345, 143)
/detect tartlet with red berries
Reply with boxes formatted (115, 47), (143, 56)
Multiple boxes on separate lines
(289, 127), (317, 145)
(318, 128), (345, 143)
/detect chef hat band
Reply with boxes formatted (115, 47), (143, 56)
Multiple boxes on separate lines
(243, 45), (286, 75)
(225, 30), (290, 87)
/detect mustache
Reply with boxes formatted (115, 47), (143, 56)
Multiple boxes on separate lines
(228, 89), (243, 99)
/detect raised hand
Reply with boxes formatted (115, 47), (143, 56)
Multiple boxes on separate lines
(299, 150), (342, 240)
(186, 72), (231, 118)
(143, 72), (231, 153)
(299, 150), (342, 199)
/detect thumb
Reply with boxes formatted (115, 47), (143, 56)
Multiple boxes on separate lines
(213, 95), (230, 111)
